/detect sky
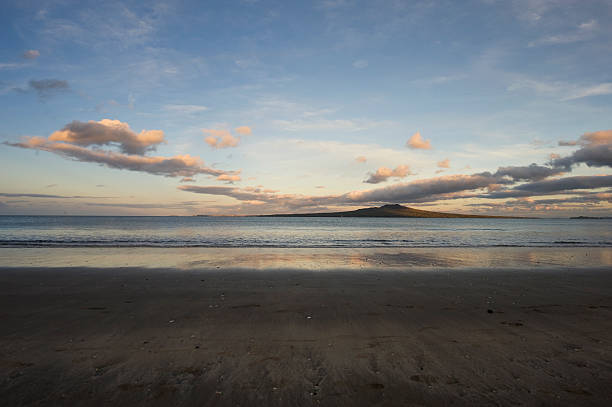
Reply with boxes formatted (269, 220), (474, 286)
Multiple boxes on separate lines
(1, 0), (611, 216)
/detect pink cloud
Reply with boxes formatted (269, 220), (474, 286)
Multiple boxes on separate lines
(559, 130), (612, 147)
(216, 173), (242, 183)
(49, 119), (165, 155)
(437, 158), (450, 168)
(203, 129), (240, 149)
(234, 126), (252, 136)
(6, 120), (240, 181)
(406, 131), (431, 150)
(203, 127), (252, 149)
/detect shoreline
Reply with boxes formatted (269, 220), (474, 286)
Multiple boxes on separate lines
(1, 266), (611, 406)
(1, 246), (611, 270)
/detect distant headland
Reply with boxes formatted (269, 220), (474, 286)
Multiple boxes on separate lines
(259, 204), (526, 218)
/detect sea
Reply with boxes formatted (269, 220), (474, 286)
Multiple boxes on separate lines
(1, 216), (611, 269)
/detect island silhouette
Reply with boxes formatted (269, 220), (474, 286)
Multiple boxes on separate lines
(261, 204), (523, 218)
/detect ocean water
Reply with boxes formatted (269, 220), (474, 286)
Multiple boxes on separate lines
(0, 215), (611, 248)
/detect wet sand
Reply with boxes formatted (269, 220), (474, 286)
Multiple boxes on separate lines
(1, 267), (612, 406)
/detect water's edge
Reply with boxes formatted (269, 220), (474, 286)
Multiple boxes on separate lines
(2, 247), (611, 270)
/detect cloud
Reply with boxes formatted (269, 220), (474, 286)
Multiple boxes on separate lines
(180, 172), (506, 209)
(523, 192), (612, 205)
(163, 104), (208, 114)
(203, 129), (241, 149)
(5, 120), (240, 181)
(528, 19), (598, 47)
(0, 192), (108, 199)
(552, 130), (612, 169)
(22, 50), (40, 59)
(48, 119), (165, 155)
(84, 202), (200, 210)
(216, 173), (242, 183)
(493, 163), (564, 181)
(364, 165), (413, 184)
(302, 109), (336, 117)
(559, 130), (612, 147)
(406, 132), (431, 149)
(178, 130), (612, 213)
(24, 79), (70, 98)
(0, 63), (24, 70)
(352, 59), (368, 68)
(273, 118), (384, 132)
(516, 175), (612, 193)
(484, 175), (612, 200)
(437, 158), (450, 168)
(507, 77), (612, 101)
(234, 126), (252, 136)
(512, 0), (559, 22)
(179, 167), (612, 214)
(36, 2), (158, 48)
(179, 185), (282, 203)
(355, 156), (367, 163)
(318, 0), (348, 10)
(561, 83), (612, 101)
(467, 192), (612, 212)
(350, 173), (505, 204)
(411, 75), (466, 86)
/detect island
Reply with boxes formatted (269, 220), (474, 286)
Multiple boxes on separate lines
(260, 204), (524, 218)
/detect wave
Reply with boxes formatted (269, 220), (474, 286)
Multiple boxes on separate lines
(1, 239), (611, 248)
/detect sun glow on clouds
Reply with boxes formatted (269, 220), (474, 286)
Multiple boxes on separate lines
(364, 165), (412, 184)
(2, 1), (611, 217)
(437, 159), (450, 168)
(49, 119), (165, 155)
(203, 126), (252, 149)
(6, 119), (240, 181)
(177, 130), (612, 215)
(407, 132), (431, 150)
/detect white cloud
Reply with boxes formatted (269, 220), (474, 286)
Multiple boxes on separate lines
(352, 59), (368, 69)
(163, 104), (208, 114)
(411, 74), (466, 86)
(0, 63), (24, 70)
(561, 83), (612, 101)
(528, 19), (598, 47)
(507, 77), (612, 101)
(273, 118), (385, 132)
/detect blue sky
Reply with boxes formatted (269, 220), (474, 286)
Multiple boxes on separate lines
(1, 0), (611, 216)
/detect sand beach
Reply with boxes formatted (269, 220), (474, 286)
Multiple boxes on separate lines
(1, 263), (611, 406)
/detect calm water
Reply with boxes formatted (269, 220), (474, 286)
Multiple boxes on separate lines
(1, 216), (611, 248)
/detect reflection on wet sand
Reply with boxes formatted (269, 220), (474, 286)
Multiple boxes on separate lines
(1, 247), (611, 270)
